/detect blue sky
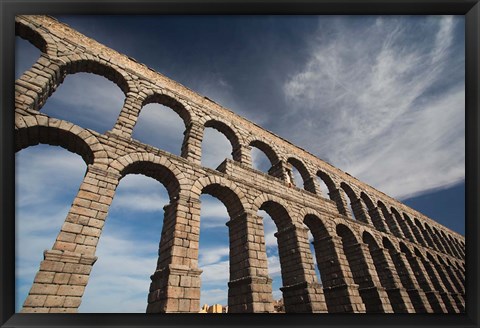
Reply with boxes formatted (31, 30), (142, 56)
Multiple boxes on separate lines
(15, 15), (465, 312)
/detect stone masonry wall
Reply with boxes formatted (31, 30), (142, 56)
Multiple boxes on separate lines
(15, 15), (465, 313)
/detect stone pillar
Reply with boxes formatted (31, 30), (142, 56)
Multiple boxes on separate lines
(457, 241), (465, 259)
(275, 225), (328, 313)
(109, 93), (142, 138)
(438, 234), (455, 257)
(147, 195), (202, 313)
(22, 165), (120, 313)
(328, 188), (351, 217)
(433, 261), (465, 311)
(180, 121), (204, 165)
(368, 207), (390, 233)
(226, 213), (274, 313)
(383, 210), (404, 239)
(395, 214), (415, 242)
(407, 220), (426, 246)
(451, 264), (465, 288)
(313, 235), (366, 313)
(403, 253), (448, 313)
(15, 54), (63, 112)
(421, 229), (437, 250)
(369, 247), (415, 313)
(421, 259), (460, 313)
(441, 262), (465, 296)
(342, 242), (393, 313)
(428, 229), (446, 253)
(447, 240), (462, 259)
(232, 144), (252, 167)
(388, 251), (433, 313)
(303, 176), (321, 194)
(390, 213), (406, 239)
(268, 160), (288, 180)
(350, 199), (373, 226)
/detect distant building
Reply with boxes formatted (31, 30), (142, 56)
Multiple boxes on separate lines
(273, 299), (285, 313)
(199, 304), (226, 313)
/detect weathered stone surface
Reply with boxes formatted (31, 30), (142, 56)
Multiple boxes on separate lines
(16, 15), (464, 314)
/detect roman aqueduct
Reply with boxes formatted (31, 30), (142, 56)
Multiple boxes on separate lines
(15, 15), (465, 313)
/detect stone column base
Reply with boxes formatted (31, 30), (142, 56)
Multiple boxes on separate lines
(424, 290), (448, 313)
(357, 286), (394, 313)
(323, 283), (366, 313)
(384, 287), (415, 313)
(21, 249), (97, 313)
(227, 275), (274, 313)
(147, 264), (202, 313)
(406, 289), (433, 313)
(450, 293), (465, 312)
(439, 292), (460, 313)
(280, 281), (328, 313)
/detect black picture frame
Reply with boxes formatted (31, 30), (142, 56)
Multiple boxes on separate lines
(1, 1), (479, 328)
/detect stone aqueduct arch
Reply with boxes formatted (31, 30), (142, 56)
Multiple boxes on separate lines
(16, 15), (465, 313)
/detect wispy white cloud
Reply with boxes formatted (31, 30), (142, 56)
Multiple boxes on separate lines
(199, 288), (228, 307)
(200, 260), (229, 283)
(199, 247), (229, 267)
(284, 16), (464, 199)
(199, 195), (229, 228)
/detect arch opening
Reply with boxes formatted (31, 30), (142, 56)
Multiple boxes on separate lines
(198, 182), (246, 312)
(201, 126), (233, 171)
(258, 202), (324, 313)
(303, 214), (328, 286)
(80, 174), (168, 312)
(250, 140), (277, 174)
(414, 218), (435, 249)
(120, 161), (181, 201)
(391, 208), (413, 241)
(404, 214), (425, 246)
(259, 209), (284, 310)
(198, 193), (230, 310)
(132, 102), (185, 155)
(336, 224), (379, 312)
(379, 201), (401, 238)
(286, 157), (312, 192)
(424, 224), (443, 252)
(360, 193), (385, 231)
(341, 183), (363, 222)
(203, 120), (241, 167)
(316, 176), (330, 198)
(39, 72), (125, 134)
(16, 144), (87, 312)
(362, 231), (405, 313)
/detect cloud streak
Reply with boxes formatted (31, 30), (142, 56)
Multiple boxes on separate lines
(283, 16), (464, 199)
